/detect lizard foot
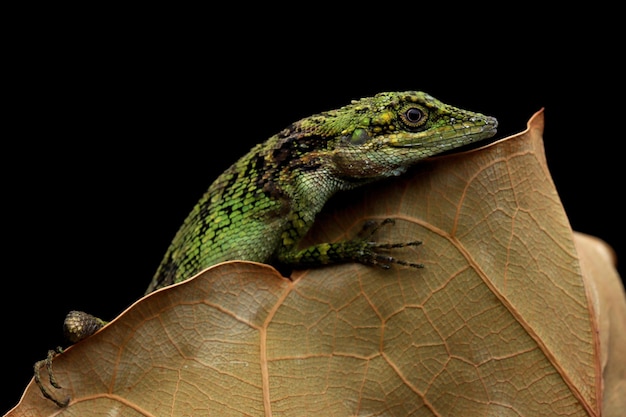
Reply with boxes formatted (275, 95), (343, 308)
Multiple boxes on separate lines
(352, 218), (424, 269)
(34, 311), (107, 407)
(279, 218), (424, 270)
(34, 346), (69, 408)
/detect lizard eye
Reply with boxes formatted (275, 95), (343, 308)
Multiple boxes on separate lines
(399, 105), (428, 129)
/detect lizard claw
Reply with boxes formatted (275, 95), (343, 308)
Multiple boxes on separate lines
(34, 347), (70, 407)
(354, 218), (424, 269)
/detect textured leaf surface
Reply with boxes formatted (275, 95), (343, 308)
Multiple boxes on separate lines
(573, 232), (626, 417)
(10, 110), (620, 416)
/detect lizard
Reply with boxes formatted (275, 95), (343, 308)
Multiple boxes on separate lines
(36, 91), (498, 407)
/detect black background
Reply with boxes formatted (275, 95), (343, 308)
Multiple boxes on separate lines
(4, 13), (623, 414)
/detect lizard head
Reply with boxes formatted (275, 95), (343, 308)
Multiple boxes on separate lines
(299, 91), (498, 181)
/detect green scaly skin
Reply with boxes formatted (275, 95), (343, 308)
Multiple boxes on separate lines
(147, 91), (497, 291)
(37, 91), (497, 407)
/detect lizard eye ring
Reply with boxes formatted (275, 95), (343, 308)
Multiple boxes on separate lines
(399, 105), (428, 129)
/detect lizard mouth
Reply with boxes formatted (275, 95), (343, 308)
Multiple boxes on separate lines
(389, 116), (498, 148)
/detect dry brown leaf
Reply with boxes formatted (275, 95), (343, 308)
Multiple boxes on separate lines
(8, 110), (624, 416)
(573, 232), (626, 417)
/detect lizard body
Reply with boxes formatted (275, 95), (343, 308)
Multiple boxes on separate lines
(38, 91), (497, 406)
(147, 90), (497, 292)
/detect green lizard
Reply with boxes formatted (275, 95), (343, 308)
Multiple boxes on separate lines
(36, 91), (497, 406)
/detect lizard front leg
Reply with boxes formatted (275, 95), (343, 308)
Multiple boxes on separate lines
(277, 218), (424, 270)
